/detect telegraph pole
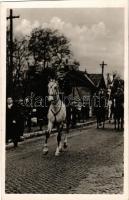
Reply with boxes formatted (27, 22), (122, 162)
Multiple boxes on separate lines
(7, 9), (20, 95)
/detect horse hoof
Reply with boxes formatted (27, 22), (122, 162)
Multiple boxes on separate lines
(43, 148), (48, 155)
(63, 142), (68, 149)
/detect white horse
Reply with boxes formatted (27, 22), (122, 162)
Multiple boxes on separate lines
(43, 79), (68, 156)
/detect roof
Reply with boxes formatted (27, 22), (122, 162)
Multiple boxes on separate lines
(88, 74), (102, 87)
(68, 86), (91, 103)
(87, 73), (106, 89)
(64, 70), (96, 90)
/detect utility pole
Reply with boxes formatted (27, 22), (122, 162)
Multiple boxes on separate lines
(7, 9), (20, 95)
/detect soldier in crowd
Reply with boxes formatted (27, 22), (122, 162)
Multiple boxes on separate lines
(6, 97), (20, 147)
(95, 89), (106, 128)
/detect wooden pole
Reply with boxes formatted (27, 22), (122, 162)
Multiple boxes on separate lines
(7, 9), (20, 95)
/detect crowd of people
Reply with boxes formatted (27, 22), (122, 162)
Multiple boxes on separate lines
(6, 86), (124, 148)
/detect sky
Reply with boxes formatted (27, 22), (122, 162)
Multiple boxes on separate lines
(8, 8), (124, 78)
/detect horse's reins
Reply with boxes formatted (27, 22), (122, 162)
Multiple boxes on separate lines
(51, 100), (62, 123)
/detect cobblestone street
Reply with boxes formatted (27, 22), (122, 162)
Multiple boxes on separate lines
(5, 123), (124, 194)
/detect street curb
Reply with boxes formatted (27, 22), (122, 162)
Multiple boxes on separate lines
(6, 119), (96, 150)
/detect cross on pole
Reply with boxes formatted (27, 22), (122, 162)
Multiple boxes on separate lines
(7, 9), (20, 95)
(100, 61), (107, 76)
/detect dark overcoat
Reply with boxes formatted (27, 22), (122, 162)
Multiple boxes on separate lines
(6, 104), (20, 142)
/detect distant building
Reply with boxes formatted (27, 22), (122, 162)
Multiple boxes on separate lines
(63, 70), (96, 106)
(87, 73), (106, 90)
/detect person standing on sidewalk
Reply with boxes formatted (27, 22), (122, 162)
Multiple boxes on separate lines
(6, 97), (20, 147)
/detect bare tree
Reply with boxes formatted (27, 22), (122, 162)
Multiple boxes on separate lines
(13, 37), (30, 75)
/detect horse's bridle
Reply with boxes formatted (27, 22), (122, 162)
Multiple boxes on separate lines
(48, 83), (59, 100)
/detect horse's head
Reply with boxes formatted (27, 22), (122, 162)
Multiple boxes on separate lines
(48, 79), (59, 102)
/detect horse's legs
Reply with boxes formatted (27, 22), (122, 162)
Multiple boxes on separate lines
(114, 118), (116, 130)
(109, 108), (111, 123)
(103, 120), (105, 129)
(108, 107), (111, 123)
(103, 111), (106, 129)
(66, 120), (69, 134)
(97, 118), (99, 129)
(63, 121), (69, 148)
(121, 117), (124, 130)
(43, 120), (53, 154)
(55, 123), (63, 156)
(97, 114), (101, 128)
(118, 117), (121, 131)
(59, 123), (64, 151)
